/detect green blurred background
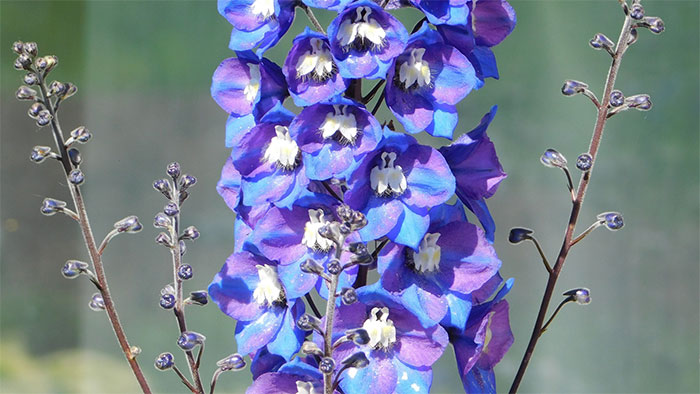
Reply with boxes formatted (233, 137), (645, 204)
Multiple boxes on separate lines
(1, 1), (698, 393)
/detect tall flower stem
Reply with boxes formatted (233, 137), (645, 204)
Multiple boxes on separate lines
(509, 10), (634, 393)
(35, 72), (152, 394)
(323, 238), (345, 394)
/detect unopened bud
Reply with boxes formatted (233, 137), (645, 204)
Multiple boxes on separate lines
(89, 293), (105, 311)
(562, 80), (588, 96)
(540, 149), (567, 169)
(22, 42), (38, 57)
(178, 264), (193, 280)
(341, 352), (370, 369)
(14, 54), (32, 70)
(154, 212), (171, 228)
(61, 260), (89, 279)
(68, 148), (81, 167)
(28, 102), (44, 118)
(24, 73), (38, 86)
(340, 287), (358, 305)
(187, 291), (208, 306)
(576, 153), (593, 171)
(589, 33), (614, 50)
(177, 331), (206, 350)
(181, 226), (200, 240)
(114, 215), (143, 233)
(11, 41), (24, 55)
(41, 198), (67, 216)
(164, 202), (179, 216)
(319, 357), (335, 374)
(564, 288), (591, 305)
(70, 126), (92, 143)
(346, 328), (370, 345)
(68, 169), (85, 185)
(508, 227), (533, 244)
(160, 294), (176, 309)
(179, 174), (197, 190)
(16, 86), (37, 101)
(30, 146), (52, 163)
(301, 341), (324, 357)
(630, 4), (644, 20)
(609, 90), (624, 107)
(154, 352), (175, 370)
(217, 354), (246, 371)
(166, 162), (181, 178)
(48, 80), (67, 97)
(153, 179), (172, 199)
(36, 55), (58, 73)
(155, 232), (172, 247)
(36, 110), (53, 126)
(297, 313), (322, 331)
(626, 94), (652, 111)
(327, 259), (342, 275)
(644, 16), (664, 34)
(597, 212), (624, 231)
(301, 259), (325, 275)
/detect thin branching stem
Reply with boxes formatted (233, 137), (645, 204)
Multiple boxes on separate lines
(539, 298), (574, 335)
(305, 293), (323, 318)
(526, 237), (552, 274)
(323, 235), (345, 394)
(172, 365), (197, 393)
(570, 221), (603, 247)
(300, 3), (325, 33)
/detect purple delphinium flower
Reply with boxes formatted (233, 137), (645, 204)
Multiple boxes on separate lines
(218, 0), (295, 54)
(320, 286), (446, 394)
(377, 202), (502, 328)
(345, 128), (455, 249)
(289, 97), (383, 181)
(229, 103), (310, 209)
(247, 358), (329, 394)
(211, 51), (288, 147)
(439, 105), (506, 242)
(385, 23), (478, 139)
(283, 28), (348, 107)
(327, 0), (408, 79)
(209, 251), (307, 360)
(411, 0), (470, 26)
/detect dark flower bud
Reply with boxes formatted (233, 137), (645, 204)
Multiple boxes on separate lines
(16, 86), (37, 101)
(68, 169), (85, 185)
(14, 54), (32, 70)
(180, 240), (187, 256)
(327, 259), (342, 275)
(301, 258), (325, 275)
(589, 33), (614, 50)
(154, 212), (171, 228)
(153, 179), (172, 199)
(351, 252), (374, 266)
(630, 4), (644, 20)
(318, 222), (340, 242)
(68, 148), (81, 167)
(540, 149), (567, 169)
(41, 198), (67, 216)
(61, 260), (89, 279)
(628, 28), (639, 45)
(63, 83), (78, 99)
(12, 41), (24, 55)
(508, 227), (533, 244)
(89, 293), (105, 311)
(350, 211), (367, 230)
(297, 313), (322, 331)
(160, 294), (176, 309)
(217, 354), (246, 371)
(155, 232), (172, 247)
(598, 212), (624, 231)
(22, 42), (38, 57)
(609, 90), (624, 107)
(339, 222), (352, 235)
(36, 110), (53, 126)
(319, 357), (335, 374)
(166, 162), (181, 178)
(336, 204), (353, 222)
(164, 202), (179, 216)
(24, 73), (38, 86)
(36, 55), (58, 73)
(177, 331), (206, 350)
(346, 328), (370, 346)
(30, 146), (52, 163)
(70, 126), (92, 144)
(188, 291), (208, 306)
(178, 264), (193, 280)
(179, 174), (197, 190)
(644, 16), (664, 34)
(562, 80), (588, 96)
(348, 242), (368, 256)
(28, 102), (44, 118)
(626, 94), (652, 111)
(181, 226), (200, 241)
(301, 341), (324, 357)
(179, 190), (189, 205)
(340, 287), (358, 305)
(576, 153), (593, 171)
(154, 352), (175, 370)
(114, 215), (142, 233)
(564, 288), (591, 305)
(341, 352), (370, 369)
(48, 80), (67, 97)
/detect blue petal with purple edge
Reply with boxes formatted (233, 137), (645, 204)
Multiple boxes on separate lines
(278, 357), (323, 378)
(469, 46), (500, 80)
(266, 301), (306, 360)
(396, 282), (449, 328)
(412, 0), (469, 26)
(358, 197), (404, 242)
(392, 359), (432, 394)
(426, 102), (459, 139)
(441, 291), (473, 330)
(241, 166), (310, 209)
(464, 365), (497, 394)
(472, 0), (517, 47)
(234, 307), (285, 355)
(277, 258), (319, 299)
(428, 201), (468, 228)
(461, 195), (496, 243)
(386, 205), (430, 250)
(250, 347), (286, 379)
(339, 353), (399, 394)
(225, 113), (256, 148)
(302, 0), (353, 11)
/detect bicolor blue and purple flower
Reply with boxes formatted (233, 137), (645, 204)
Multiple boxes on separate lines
(218, 0), (295, 54)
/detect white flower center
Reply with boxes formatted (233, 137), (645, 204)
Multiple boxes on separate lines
(301, 209), (334, 252)
(243, 65), (261, 103)
(399, 48), (431, 90)
(296, 38), (335, 81)
(250, 0), (275, 20)
(337, 6), (386, 52)
(370, 152), (407, 196)
(319, 105), (359, 144)
(295, 381), (319, 394)
(361, 307), (397, 349)
(252, 264), (285, 306)
(412, 233), (441, 273)
(263, 126), (299, 170)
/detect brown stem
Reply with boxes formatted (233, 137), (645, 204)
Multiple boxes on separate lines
(509, 11), (634, 393)
(36, 73), (152, 393)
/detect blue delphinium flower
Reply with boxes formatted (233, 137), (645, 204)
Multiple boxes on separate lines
(377, 202), (502, 328)
(327, 0), (408, 79)
(385, 23), (478, 139)
(411, 0), (470, 26)
(218, 0), (295, 54)
(247, 358), (327, 393)
(211, 51), (288, 147)
(289, 96), (383, 181)
(345, 128), (455, 249)
(439, 106), (506, 242)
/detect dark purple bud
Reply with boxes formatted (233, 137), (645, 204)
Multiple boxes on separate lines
(348, 242), (368, 256)
(153, 179), (172, 199)
(319, 357), (335, 375)
(598, 212), (624, 231)
(36, 55), (58, 73)
(562, 80), (588, 96)
(178, 264), (193, 280)
(30, 146), (52, 163)
(626, 94), (652, 111)
(14, 54), (32, 70)
(300, 259), (325, 275)
(181, 226), (200, 241)
(179, 240), (187, 256)
(36, 110), (52, 126)
(341, 352), (370, 369)
(114, 215), (142, 233)
(177, 331), (206, 350)
(564, 288), (591, 305)
(179, 174), (197, 190)
(48, 80), (67, 97)
(22, 42), (38, 57)
(28, 102), (44, 118)
(609, 90), (624, 107)
(346, 328), (370, 346)
(352, 252), (374, 266)
(327, 259), (342, 275)
(164, 202), (179, 216)
(41, 198), (66, 216)
(166, 162), (181, 178)
(339, 222), (352, 235)
(541, 149), (567, 169)
(160, 294), (176, 309)
(179, 190), (189, 205)
(297, 313), (321, 331)
(63, 83), (78, 99)
(645, 16), (664, 34)
(153, 212), (171, 228)
(340, 287), (358, 305)
(68, 148), (81, 167)
(508, 227), (533, 244)
(89, 293), (105, 311)
(12, 41), (24, 55)
(68, 169), (85, 185)
(217, 354), (246, 371)
(154, 352), (174, 370)
(70, 126), (92, 143)
(16, 86), (37, 101)
(628, 28), (639, 45)
(301, 341), (324, 357)
(61, 260), (89, 279)
(24, 73), (38, 85)
(188, 291), (208, 306)
(589, 33), (614, 50)
(576, 153), (593, 171)
(630, 4), (644, 20)
(155, 232), (172, 247)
